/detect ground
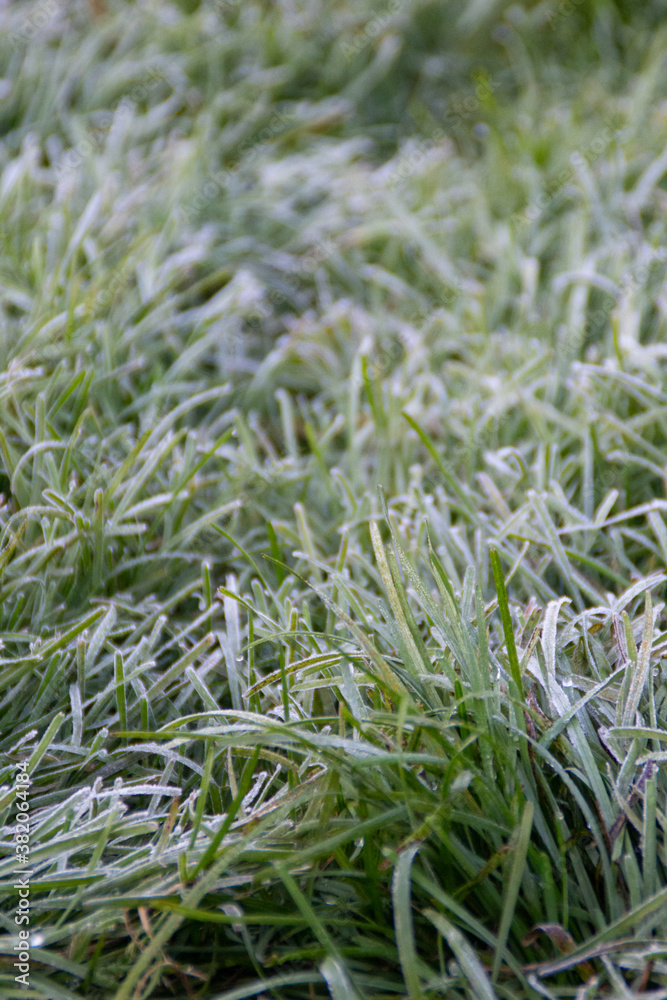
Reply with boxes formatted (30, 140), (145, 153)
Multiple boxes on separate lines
(0, 1), (667, 998)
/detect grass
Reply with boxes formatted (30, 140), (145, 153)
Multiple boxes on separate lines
(1, 0), (667, 997)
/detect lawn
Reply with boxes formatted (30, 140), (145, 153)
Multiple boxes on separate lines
(1, 0), (667, 997)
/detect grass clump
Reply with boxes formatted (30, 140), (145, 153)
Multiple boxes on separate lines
(1, 0), (667, 997)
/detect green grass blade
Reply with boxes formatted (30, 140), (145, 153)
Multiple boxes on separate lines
(492, 800), (534, 982)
